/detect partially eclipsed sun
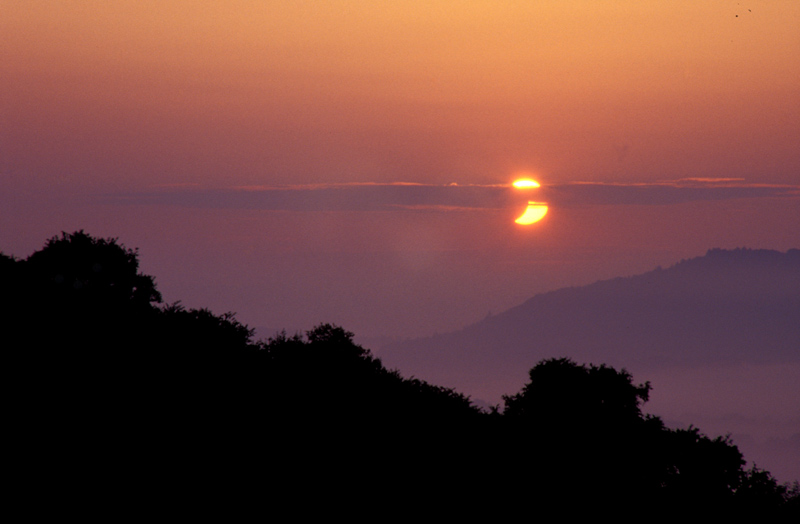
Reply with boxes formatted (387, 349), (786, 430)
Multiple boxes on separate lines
(513, 178), (548, 225)
(515, 202), (548, 224)
(512, 179), (541, 189)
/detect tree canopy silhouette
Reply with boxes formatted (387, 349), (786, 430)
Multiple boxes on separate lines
(503, 357), (651, 425)
(496, 357), (798, 514)
(2, 231), (797, 516)
(25, 230), (161, 306)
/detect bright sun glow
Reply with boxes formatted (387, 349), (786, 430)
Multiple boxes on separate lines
(515, 202), (548, 225)
(512, 178), (547, 224)
(512, 179), (540, 188)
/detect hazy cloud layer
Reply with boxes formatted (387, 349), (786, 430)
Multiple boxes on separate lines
(544, 180), (799, 207)
(104, 180), (799, 212)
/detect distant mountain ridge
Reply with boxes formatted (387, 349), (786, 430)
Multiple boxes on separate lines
(379, 248), (800, 402)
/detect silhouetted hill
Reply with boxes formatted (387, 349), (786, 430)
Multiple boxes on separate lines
(380, 248), (800, 402)
(5, 233), (799, 512)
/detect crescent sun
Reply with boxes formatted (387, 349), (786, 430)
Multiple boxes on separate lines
(515, 202), (548, 225)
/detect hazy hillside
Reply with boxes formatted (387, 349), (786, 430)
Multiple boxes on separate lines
(381, 248), (799, 390)
(378, 248), (800, 481)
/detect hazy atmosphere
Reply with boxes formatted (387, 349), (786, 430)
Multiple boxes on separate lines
(2, 1), (799, 488)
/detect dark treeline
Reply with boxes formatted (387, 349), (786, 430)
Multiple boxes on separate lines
(3, 231), (798, 516)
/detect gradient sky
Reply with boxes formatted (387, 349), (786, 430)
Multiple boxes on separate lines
(2, 1), (799, 338)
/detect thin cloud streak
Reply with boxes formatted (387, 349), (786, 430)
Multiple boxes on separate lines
(542, 181), (799, 207)
(104, 183), (514, 212)
(102, 180), (800, 212)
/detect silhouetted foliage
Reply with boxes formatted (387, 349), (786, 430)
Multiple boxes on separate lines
(496, 357), (798, 513)
(3, 232), (797, 515)
(256, 324), (480, 425)
(26, 230), (161, 306)
(735, 465), (794, 511)
(503, 357), (651, 424)
(4, 231), (163, 361)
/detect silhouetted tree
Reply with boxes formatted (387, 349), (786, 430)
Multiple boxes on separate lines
(256, 323), (480, 423)
(497, 358), (665, 506)
(503, 357), (651, 424)
(494, 357), (800, 513)
(25, 230), (161, 307)
(3, 232), (796, 516)
(734, 465), (794, 512)
(5, 231), (163, 362)
(646, 425), (746, 516)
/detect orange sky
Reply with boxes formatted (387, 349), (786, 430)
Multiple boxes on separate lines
(3, 1), (799, 191)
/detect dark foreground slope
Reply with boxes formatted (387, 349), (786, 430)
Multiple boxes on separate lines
(3, 233), (798, 516)
(381, 248), (800, 401)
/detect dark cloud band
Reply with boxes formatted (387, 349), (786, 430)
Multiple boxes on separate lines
(103, 181), (799, 212)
